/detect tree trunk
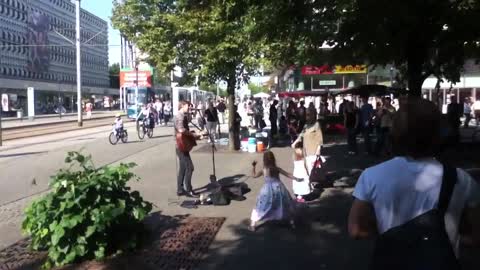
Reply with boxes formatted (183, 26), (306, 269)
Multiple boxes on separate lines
(406, 41), (427, 97)
(226, 75), (237, 151)
(407, 59), (425, 97)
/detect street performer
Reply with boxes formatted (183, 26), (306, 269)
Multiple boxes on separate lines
(175, 100), (202, 197)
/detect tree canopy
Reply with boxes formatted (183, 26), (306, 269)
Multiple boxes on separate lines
(112, 0), (267, 150)
(262, 0), (480, 96)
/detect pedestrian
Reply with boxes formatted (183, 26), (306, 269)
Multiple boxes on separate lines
(463, 97), (472, 128)
(196, 102), (206, 130)
(249, 151), (298, 232)
(217, 99), (227, 124)
(344, 101), (359, 155)
(375, 97), (395, 156)
(205, 101), (219, 142)
(85, 101), (93, 119)
(447, 96), (462, 144)
(359, 96), (374, 154)
(291, 107), (324, 179)
(163, 100), (172, 125)
(269, 100), (278, 138)
(348, 97), (480, 269)
(297, 100), (307, 132)
(154, 99), (164, 125)
(473, 99), (480, 125)
(292, 142), (311, 203)
(286, 100), (298, 141)
(247, 100), (254, 127)
(175, 100), (201, 198)
(338, 98), (348, 118)
(253, 99), (264, 129)
(233, 105), (242, 150)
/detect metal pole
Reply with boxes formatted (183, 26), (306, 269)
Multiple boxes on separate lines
(135, 63), (139, 111)
(390, 67), (394, 87)
(75, 0), (83, 126)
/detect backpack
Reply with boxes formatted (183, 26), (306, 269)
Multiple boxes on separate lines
(371, 165), (461, 270)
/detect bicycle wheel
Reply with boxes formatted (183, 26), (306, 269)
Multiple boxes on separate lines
(147, 128), (153, 138)
(121, 130), (128, 143)
(109, 132), (119, 145)
(137, 123), (145, 140)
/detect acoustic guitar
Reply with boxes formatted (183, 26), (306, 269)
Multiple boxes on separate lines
(176, 131), (198, 153)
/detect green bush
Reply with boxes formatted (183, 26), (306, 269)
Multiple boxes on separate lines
(22, 152), (153, 269)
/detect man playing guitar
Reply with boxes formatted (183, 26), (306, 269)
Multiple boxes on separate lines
(175, 100), (202, 197)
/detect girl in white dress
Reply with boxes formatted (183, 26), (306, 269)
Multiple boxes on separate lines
(250, 151), (300, 231)
(292, 143), (311, 202)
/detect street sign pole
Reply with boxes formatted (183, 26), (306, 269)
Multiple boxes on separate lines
(75, 0), (83, 126)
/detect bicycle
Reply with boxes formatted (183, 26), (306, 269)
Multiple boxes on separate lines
(109, 128), (128, 145)
(137, 118), (154, 140)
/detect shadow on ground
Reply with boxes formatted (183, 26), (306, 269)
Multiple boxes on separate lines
(200, 189), (373, 270)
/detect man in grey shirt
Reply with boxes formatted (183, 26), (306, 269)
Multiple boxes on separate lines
(175, 100), (199, 198)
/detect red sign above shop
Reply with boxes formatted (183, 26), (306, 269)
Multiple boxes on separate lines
(119, 70), (153, 88)
(301, 65), (367, 75)
(301, 65), (334, 75)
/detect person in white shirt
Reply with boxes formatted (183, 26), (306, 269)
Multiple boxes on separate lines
(463, 97), (472, 128)
(349, 97), (480, 258)
(113, 113), (123, 135)
(473, 99), (480, 126)
(154, 99), (164, 125)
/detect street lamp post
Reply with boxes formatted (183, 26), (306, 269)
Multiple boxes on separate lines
(75, 0), (83, 126)
(135, 61), (139, 112)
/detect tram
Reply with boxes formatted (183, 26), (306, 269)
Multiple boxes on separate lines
(126, 85), (172, 119)
(172, 87), (215, 115)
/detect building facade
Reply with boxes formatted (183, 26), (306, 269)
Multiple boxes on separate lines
(0, 0), (114, 116)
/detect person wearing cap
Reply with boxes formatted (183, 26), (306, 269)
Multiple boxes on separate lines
(113, 113), (123, 136)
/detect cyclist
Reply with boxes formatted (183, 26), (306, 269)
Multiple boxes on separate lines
(136, 104), (155, 130)
(113, 113), (124, 135)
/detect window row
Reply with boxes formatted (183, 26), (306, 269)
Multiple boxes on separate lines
(0, 1), (27, 22)
(0, 65), (109, 86)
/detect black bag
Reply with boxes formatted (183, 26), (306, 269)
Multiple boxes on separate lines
(309, 155), (325, 184)
(209, 189), (230, 205)
(371, 165), (460, 270)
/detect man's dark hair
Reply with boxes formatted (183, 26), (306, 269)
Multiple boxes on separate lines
(391, 97), (441, 158)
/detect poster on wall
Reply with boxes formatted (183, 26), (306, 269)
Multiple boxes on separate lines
(1, 94), (9, 112)
(27, 11), (50, 73)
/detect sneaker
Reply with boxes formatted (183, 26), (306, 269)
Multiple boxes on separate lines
(176, 190), (187, 196)
(186, 191), (199, 198)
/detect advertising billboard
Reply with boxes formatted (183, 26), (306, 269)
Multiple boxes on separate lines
(119, 68), (153, 88)
(27, 11), (50, 73)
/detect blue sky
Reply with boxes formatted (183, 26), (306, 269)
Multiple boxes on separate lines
(82, 0), (121, 65)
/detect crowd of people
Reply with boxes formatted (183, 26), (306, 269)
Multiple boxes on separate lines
(245, 96), (479, 269)
(173, 93), (479, 267)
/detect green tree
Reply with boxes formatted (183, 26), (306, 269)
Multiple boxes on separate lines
(112, 0), (265, 150)
(261, 0), (480, 96)
(108, 63), (120, 76)
(109, 63), (120, 88)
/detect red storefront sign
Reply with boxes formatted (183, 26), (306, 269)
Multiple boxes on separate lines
(301, 65), (334, 75)
(119, 70), (153, 88)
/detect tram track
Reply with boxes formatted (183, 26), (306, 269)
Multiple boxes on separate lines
(1, 117), (121, 141)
